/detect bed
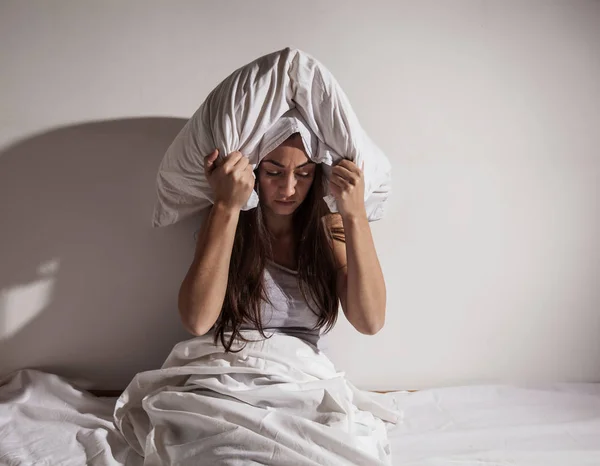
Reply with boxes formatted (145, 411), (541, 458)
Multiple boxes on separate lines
(2, 368), (599, 466)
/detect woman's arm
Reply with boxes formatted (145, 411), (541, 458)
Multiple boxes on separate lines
(328, 161), (386, 334)
(178, 150), (255, 335)
(178, 203), (240, 335)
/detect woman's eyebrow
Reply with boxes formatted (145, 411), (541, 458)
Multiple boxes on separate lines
(263, 160), (314, 169)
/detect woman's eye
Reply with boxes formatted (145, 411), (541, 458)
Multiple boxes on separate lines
(265, 170), (312, 178)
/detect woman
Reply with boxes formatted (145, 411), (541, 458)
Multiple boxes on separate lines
(115, 133), (395, 465)
(178, 132), (387, 350)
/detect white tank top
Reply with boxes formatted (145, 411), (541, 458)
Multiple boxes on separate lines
(239, 261), (323, 348)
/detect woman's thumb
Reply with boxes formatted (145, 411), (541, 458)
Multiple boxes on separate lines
(204, 149), (219, 172)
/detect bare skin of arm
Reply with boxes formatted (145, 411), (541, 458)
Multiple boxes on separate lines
(328, 161), (386, 334)
(178, 203), (240, 335)
(178, 150), (254, 335)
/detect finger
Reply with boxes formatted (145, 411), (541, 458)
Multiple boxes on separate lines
(336, 159), (362, 176)
(337, 159), (360, 172)
(245, 164), (257, 183)
(332, 164), (354, 178)
(328, 180), (344, 198)
(245, 164), (256, 177)
(332, 165), (358, 185)
(204, 149), (219, 173)
(234, 155), (250, 170)
(328, 179), (340, 193)
(222, 151), (243, 171)
(328, 174), (348, 189)
(361, 160), (365, 172)
(232, 159), (251, 181)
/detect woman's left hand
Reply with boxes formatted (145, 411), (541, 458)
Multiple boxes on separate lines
(329, 159), (367, 220)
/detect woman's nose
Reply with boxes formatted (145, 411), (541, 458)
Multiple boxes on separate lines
(280, 174), (296, 197)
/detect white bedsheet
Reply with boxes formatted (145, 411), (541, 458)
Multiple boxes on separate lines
(379, 384), (600, 465)
(114, 331), (397, 465)
(0, 369), (133, 466)
(2, 368), (600, 465)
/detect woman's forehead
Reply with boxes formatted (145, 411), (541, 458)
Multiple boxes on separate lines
(263, 141), (312, 167)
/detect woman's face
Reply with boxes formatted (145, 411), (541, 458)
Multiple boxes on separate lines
(257, 135), (316, 216)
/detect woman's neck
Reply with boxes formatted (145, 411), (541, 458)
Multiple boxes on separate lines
(263, 209), (294, 239)
(262, 208), (299, 269)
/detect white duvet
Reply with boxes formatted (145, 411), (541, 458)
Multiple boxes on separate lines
(113, 331), (398, 465)
(2, 353), (600, 465)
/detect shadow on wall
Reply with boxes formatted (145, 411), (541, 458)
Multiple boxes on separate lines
(0, 118), (201, 390)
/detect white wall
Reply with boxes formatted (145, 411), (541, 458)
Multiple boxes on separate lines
(1, 0), (599, 390)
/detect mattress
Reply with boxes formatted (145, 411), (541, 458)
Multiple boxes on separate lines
(1, 369), (599, 465)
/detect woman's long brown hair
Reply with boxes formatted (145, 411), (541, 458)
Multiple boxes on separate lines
(213, 157), (345, 351)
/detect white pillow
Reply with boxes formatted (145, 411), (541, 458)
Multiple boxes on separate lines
(153, 47), (391, 227)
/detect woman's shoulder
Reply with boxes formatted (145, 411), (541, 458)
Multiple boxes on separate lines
(324, 212), (343, 229)
(324, 213), (345, 243)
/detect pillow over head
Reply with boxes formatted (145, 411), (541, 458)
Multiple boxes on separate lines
(153, 47), (391, 227)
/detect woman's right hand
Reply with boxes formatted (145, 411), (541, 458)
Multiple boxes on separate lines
(204, 149), (255, 210)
